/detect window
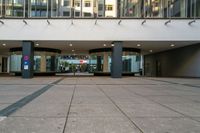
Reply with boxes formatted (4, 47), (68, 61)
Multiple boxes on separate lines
(98, 4), (103, 10)
(5, 0), (25, 17)
(63, 11), (70, 16)
(106, 5), (113, 11)
(64, 0), (70, 6)
(84, 1), (91, 7)
(0, 0), (2, 16)
(75, 1), (80, 7)
(29, 0), (48, 17)
(84, 12), (92, 16)
(75, 11), (80, 16)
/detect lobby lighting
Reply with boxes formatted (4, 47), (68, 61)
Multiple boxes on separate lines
(141, 20), (146, 25)
(2, 43), (6, 46)
(72, 49), (75, 52)
(69, 43), (73, 47)
(188, 20), (196, 25)
(23, 20), (28, 25)
(0, 20), (4, 24)
(118, 20), (122, 25)
(47, 20), (50, 25)
(103, 44), (107, 47)
(165, 20), (171, 25)
(137, 44), (141, 47)
(111, 44), (114, 47)
(149, 50), (153, 53)
(170, 44), (175, 47)
(35, 43), (39, 46)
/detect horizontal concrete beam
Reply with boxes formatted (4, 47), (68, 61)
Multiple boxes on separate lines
(0, 19), (199, 41)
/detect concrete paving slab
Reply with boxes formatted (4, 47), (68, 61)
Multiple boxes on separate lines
(132, 117), (200, 133)
(118, 103), (182, 117)
(146, 95), (193, 104)
(0, 95), (25, 104)
(181, 95), (200, 103)
(65, 117), (141, 133)
(0, 104), (10, 110)
(0, 85), (45, 96)
(11, 103), (70, 117)
(69, 104), (124, 117)
(148, 77), (200, 85)
(0, 117), (65, 133)
(163, 103), (200, 117)
(29, 85), (74, 104)
(0, 77), (61, 85)
(72, 96), (113, 104)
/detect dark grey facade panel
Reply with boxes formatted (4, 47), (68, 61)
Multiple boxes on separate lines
(144, 43), (200, 78)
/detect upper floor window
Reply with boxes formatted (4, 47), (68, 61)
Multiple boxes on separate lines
(84, 1), (91, 7)
(75, 1), (80, 7)
(106, 5), (113, 11)
(64, 0), (70, 6)
(5, 0), (25, 17)
(0, 0), (2, 16)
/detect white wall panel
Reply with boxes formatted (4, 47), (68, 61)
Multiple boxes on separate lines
(0, 19), (199, 41)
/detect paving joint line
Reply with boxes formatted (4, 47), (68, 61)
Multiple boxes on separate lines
(62, 79), (77, 133)
(97, 85), (144, 133)
(122, 85), (200, 123)
(0, 77), (64, 117)
(146, 78), (200, 89)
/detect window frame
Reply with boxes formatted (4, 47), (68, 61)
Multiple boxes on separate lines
(5, 0), (26, 18)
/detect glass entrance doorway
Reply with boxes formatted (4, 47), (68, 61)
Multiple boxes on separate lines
(56, 55), (93, 76)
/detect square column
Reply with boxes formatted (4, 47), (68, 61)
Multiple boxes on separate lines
(103, 52), (109, 72)
(111, 41), (123, 78)
(22, 41), (34, 78)
(96, 56), (102, 71)
(40, 55), (46, 72)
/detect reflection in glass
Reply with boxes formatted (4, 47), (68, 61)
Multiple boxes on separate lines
(74, 0), (82, 17)
(51, 0), (71, 17)
(0, 0), (2, 16)
(5, 0), (25, 17)
(197, 0), (200, 17)
(98, 0), (105, 17)
(10, 51), (57, 72)
(105, 0), (117, 17)
(10, 54), (22, 72)
(89, 51), (141, 73)
(122, 52), (140, 73)
(29, 0), (48, 17)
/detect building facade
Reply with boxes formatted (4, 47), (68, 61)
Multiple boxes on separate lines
(0, 0), (200, 78)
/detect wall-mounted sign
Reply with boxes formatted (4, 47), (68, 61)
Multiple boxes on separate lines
(24, 65), (29, 70)
(24, 56), (29, 61)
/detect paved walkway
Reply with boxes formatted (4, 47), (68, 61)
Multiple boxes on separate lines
(0, 77), (200, 133)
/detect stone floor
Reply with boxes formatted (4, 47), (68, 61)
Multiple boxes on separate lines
(0, 76), (200, 133)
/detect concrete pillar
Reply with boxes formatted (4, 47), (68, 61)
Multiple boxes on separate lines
(96, 56), (102, 71)
(40, 55), (46, 72)
(111, 41), (123, 78)
(22, 41), (34, 78)
(103, 52), (109, 72)
(50, 56), (56, 71)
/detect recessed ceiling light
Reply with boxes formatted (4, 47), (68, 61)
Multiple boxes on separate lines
(35, 43), (39, 46)
(2, 43), (6, 46)
(111, 44), (114, 47)
(72, 50), (75, 52)
(149, 50), (153, 52)
(103, 44), (106, 47)
(170, 44), (175, 47)
(137, 44), (141, 47)
(69, 43), (73, 47)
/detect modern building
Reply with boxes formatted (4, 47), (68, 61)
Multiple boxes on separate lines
(0, 0), (200, 78)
